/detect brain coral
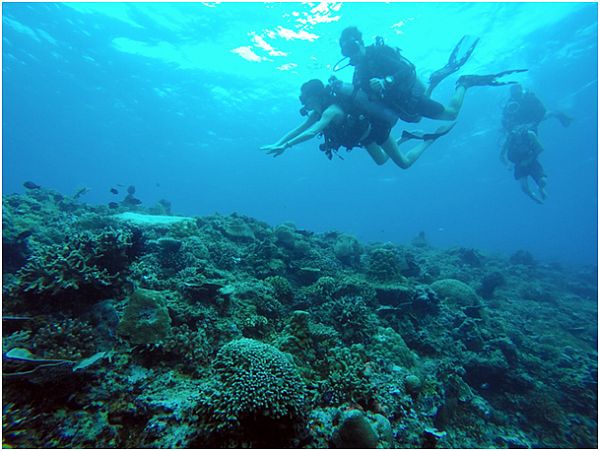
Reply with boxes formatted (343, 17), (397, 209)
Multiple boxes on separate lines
(198, 338), (306, 446)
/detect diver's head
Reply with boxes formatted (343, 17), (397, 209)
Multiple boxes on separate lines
(339, 26), (365, 65)
(299, 79), (326, 114)
(510, 83), (523, 99)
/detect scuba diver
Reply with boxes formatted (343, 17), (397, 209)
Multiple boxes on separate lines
(334, 26), (527, 123)
(260, 79), (453, 168)
(501, 83), (573, 133)
(500, 124), (547, 204)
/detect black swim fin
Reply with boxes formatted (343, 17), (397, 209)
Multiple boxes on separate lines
(457, 69), (528, 88)
(429, 35), (480, 91)
(400, 122), (456, 142)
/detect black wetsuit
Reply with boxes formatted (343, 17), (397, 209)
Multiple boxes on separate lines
(352, 44), (444, 123)
(504, 126), (545, 181)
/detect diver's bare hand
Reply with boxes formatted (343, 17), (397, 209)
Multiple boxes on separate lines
(369, 78), (385, 93)
(261, 144), (287, 157)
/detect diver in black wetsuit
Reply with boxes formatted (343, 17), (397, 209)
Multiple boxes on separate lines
(260, 79), (453, 168)
(334, 26), (526, 123)
(501, 124), (547, 204)
(501, 83), (573, 133)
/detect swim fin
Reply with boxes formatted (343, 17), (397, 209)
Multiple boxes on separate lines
(429, 35), (480, 91)
(400, 122), (456, 142)
(457, 69), (528, 88)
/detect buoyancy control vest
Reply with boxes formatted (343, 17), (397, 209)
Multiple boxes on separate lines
(353, 40), (425, 122)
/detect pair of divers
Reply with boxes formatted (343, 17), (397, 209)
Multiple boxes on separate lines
(499, 83), (572, 204)
(262, 26), (526, 169)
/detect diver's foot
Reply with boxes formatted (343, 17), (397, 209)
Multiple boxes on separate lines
(399, 129), (424, 144)
(457, 69), (528, 88)
(429, 36), (479, 91)
(425, 122), (456, 141)
(401, 122), (456, 142)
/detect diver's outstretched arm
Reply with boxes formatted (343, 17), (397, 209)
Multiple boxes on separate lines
(266, 114), (318, 147)
(262, 105), (344, 157)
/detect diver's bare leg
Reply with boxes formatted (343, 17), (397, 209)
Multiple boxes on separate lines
(365, 143), (390, 165)
(519, 177), (544, 204)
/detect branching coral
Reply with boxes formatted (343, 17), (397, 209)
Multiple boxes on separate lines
(15, 228), (135, 301)
(197, 338), (307, 446)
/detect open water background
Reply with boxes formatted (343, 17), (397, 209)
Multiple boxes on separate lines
(3, 2), (598, 266)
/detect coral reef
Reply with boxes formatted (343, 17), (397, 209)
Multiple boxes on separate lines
(1, 188), (597, 449)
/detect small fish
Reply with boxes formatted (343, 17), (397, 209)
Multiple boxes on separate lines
(127, 185), (136, 195)
(73, 187), (90, 199)
(108, 202), (119, 209)
(23, 181), (41, 190)
(110, 188), (119, 195)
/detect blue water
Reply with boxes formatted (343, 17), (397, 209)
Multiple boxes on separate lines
(3, 2), (598, 266)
